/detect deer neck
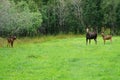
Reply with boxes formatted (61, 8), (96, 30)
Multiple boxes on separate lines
(102, 35), (105, 38)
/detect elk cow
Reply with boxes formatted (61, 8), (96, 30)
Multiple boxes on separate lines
(7, 36), (16, 47)
(86, 28), (97, 45)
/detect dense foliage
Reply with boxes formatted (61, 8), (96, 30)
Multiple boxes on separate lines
(0, 0), (120, 36)
(0, 0), (42, 37)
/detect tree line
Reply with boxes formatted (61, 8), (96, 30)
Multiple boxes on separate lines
(0, 0), (120, 37)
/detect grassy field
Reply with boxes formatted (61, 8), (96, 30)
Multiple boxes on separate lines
(0, 35), (120, 80)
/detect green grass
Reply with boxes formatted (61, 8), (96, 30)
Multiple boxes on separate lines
(0, 35), (120, 80)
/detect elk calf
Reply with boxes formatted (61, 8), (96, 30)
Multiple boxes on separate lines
(7, 36), (16, 47)
(101, 33), (112, 44)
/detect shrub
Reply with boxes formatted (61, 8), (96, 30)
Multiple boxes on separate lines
(0, 0), (42, 37)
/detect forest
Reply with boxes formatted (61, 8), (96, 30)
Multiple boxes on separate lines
(0, 0), (120, 37)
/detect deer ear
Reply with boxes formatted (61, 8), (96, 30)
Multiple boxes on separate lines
(86, 28), (89, 33)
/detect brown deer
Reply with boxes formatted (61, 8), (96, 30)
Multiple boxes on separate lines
(101, 33), (112, 44)
(86, 27), (97, 45)
(7, 36), (16, 47)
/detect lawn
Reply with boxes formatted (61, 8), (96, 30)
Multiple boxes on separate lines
(0, 35), (120, 80)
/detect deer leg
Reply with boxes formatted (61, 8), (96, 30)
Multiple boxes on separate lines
(7, 42), (10, 47)
(104, 40), (105, 44)
(11, 42), (13, 47)
(7, 42), (9, 47)
(94, 39), (97, 44)
(86, 38), (88, 45)
(110, 38), (112, 43)
(89, 39), (91, 44)
(7, 43), (9, 47)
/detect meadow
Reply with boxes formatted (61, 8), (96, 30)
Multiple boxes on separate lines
(0, 35), (120, 80)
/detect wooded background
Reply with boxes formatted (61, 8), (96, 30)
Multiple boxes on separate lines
(0, 0), (120, 37)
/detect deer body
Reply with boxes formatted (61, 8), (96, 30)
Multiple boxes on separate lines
(7, 36), (16, 47)
(86, 28), (97, 45)
(101, 33), (112, 44)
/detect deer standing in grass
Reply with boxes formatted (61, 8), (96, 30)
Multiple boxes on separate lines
(86, 27), (97, 45)
(7, 36), (16, 47)
(101, 33), (112, 44)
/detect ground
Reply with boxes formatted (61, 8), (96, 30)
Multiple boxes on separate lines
(0, 35), (120, 80)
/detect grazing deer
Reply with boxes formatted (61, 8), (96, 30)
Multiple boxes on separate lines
(101, 33), (112, 44)
(86, 27), (97, 45)
(7, 36), (16, 47)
